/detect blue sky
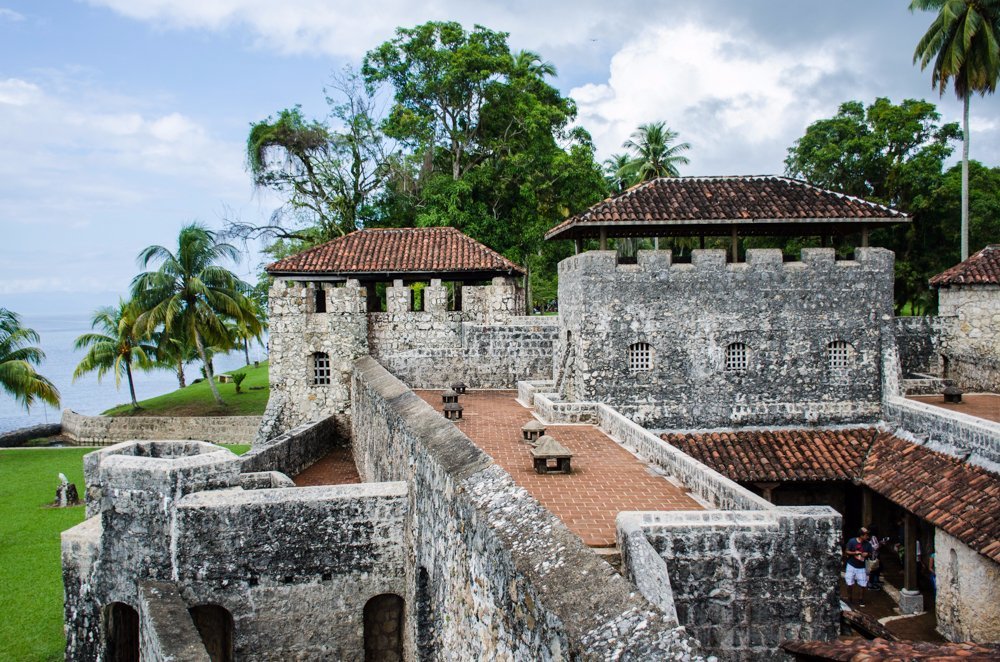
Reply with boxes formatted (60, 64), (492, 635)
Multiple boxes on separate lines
(1, 1), (998, 315)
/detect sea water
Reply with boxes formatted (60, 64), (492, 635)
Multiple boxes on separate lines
(0, 313), (267, 435)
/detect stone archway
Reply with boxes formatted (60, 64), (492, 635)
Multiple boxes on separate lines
(103, 602), (139, 662)
(363, 593), (404, 661)
(189, 604), (234, 662)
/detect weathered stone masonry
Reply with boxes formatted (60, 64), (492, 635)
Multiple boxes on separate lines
(557, 247), (896, 429)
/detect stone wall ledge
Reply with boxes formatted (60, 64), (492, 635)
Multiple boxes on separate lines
(884, 395), (1000, 466)
(61, 409), (260, 446)
(137, 581), (212, 662)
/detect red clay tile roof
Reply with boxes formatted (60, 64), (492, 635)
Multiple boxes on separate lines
(659, 428), (878, 482)
(664, 427), (1000, 563)
(863, 433), (1000, 564)
(266, 227), (524, 277)
(545, 176), (908, 241)
(929, 244), (1000, 287)
(781, 637), (1000, 661)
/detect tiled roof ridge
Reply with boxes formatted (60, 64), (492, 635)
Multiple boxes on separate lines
(930, 243), (1000, 286)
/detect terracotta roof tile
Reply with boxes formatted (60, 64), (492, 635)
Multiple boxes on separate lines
(664, 427), (1000, 563)
(659, 428), (878, 482)
(781, 637), (1000, 660)
(266, 227), (524, 276)
(546, 176), (908, 240)
(930, 244), (1000, 287)
(863, 433), (1000, 565)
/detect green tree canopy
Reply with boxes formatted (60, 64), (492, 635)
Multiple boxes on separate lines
(785, 97), (964, 313)
(0, 308), (59, 411)
(73, 299), (155, 409)
(621, 122), (691, 181)
(911, 0), (1000, 259)
(131, 223), (262, 406)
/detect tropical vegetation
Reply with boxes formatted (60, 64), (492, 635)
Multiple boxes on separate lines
(911, 0), (1000, 260)
(73, 299), (156, 409)
(0, 308), (60, 411)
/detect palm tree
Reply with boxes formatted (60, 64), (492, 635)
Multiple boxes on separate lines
(912, 0), (1000, 259)
(0, 308), (60, 410)
(622, 122), (691, 182)
(73, 299), (155, 409)
(131, 223), (262, 406)
(603, 153), (634, 194)
(513, 50), (557, 78)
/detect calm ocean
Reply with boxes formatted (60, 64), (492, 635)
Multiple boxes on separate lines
(0, 313), (267, 435)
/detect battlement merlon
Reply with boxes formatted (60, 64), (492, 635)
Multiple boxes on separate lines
(558, 247), (895, 275)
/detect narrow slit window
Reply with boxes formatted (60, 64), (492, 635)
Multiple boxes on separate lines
(628, 342), (652, 371)
(827, 340), (851, 371)
(725, 342), (748, 372)
(312, 352), (331, 385)
(314, 284), (326, 313)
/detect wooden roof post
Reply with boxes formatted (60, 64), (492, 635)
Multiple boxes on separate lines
(861, 224), (870, 248)
(574, 237), (583, 254)
(599, 227), (608, 251)
(730, 225), (739, 263)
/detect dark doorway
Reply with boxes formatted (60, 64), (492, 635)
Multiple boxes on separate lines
(363, 593), (404, 661)
(189, 604), (234, 662)
(103, 602), (139, 662)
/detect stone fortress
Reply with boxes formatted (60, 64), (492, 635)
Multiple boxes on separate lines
(61, 176), (1000, 660)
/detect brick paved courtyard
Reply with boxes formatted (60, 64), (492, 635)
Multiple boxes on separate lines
(908, 393), (1000, 424)
(416, 389), (703, 547)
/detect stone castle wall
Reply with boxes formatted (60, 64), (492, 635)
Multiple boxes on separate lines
(557, 248), (895, 428)
(264, 276), (555, 437)
(938, 285), (1000, 392)
(893, 316), (943, 377)
(62, 437), (408, 661)
(934, 528), (1000, 643)
(61, 409), (260, 446)
(350, 356), (702, 660)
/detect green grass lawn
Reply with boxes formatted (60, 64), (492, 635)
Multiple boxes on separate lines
(103, 361), (269, 417)
(0, 443), (249, 661)
(0, 447), (90, 661)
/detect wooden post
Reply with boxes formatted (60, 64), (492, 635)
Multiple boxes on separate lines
(904, 512), (918, 591)
(700, 235), (705, 250)
(730, 226), (739, 262)
(654, 237), (659, 250)
(574, 238), (583, 254)
(861, 487), (873, 529)
(861, 224), (870, 248)
(599, 228), (608, 251)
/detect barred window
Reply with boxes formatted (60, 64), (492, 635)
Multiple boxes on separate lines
(312, 352), (331, 385)
(725, 342), (748, 372)
(628, 342), (653, 371)
(827, 340), (851, 371)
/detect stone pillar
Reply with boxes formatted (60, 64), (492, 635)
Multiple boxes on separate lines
(386, 279), (410, 313)
(753, 482), (781, 503)
(424, 278), (449, 313)
(899, 512), (923, 614)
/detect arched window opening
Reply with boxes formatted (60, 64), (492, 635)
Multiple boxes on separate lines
(103, 602), (139, 662)
(827, 340), (852, 371)
(312, 352), (331, 385)
(725, 342), (748, 373)
(189, 604), (234, 662)
(628, 342), (653, 371)
(364, 593), (404, 662)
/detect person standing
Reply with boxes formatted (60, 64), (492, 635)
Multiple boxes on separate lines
(843, 527), (871, 608)
(867, 526), (884, 590)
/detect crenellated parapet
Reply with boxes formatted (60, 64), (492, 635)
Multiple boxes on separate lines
(557, 248), (896, 428)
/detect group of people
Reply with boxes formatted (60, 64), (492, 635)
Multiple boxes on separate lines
(843, 526), (886, 608)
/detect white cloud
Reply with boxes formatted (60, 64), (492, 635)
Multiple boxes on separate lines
(571, 23), (849, 175)
(0, 78), (42, 106)
(0, 7), (24, 21)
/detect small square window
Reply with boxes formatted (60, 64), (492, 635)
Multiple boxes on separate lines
(312, 352), (331, 385)
(725, 343), (748, 372)
(828, 340), (851, 371)
(628, 342), (652, 371)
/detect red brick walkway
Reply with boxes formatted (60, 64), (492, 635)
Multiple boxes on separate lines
(416, 390), (702, 547)
(908, 393), (1000, 424)
(293, 447), (361, 486)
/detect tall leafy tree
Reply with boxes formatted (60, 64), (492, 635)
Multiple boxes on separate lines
(131, 223), (262, 406)
(0, 308), (59, 411)
(240, 69), (391, 245)
(785, 98), (962, 312)
(911, 0), (1000, 259)
(73, 299), (155, 409)
(622, 122), (690, 181)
